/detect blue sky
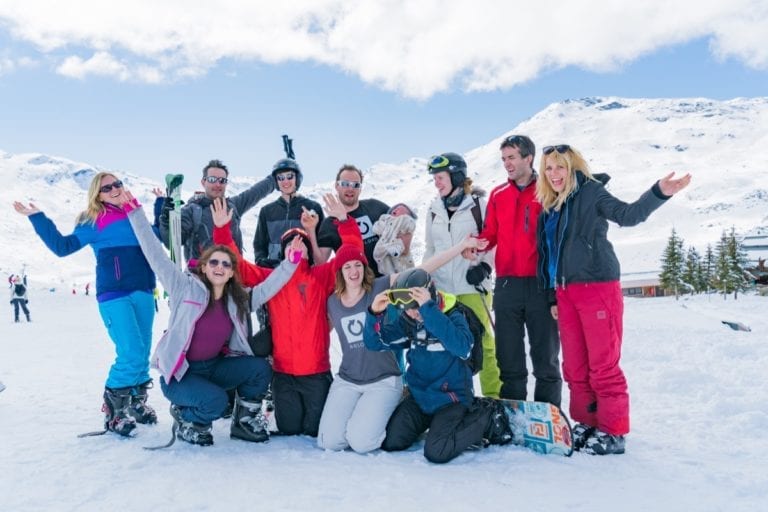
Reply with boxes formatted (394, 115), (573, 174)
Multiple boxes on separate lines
(1, 2), (766, 186)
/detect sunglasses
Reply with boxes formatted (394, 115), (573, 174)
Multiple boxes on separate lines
(337, 180), (362, 189)
(386, 288), (417, 307)
(99, 180), (124, 194)
(204, 176), (228, 184)
(276, 173), (295, 182)
(542, 145), (571, 155)
(504, 135), (526, 145)
(207, 258), (233, 269)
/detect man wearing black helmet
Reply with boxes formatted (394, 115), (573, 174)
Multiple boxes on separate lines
(160, 159), (274, 264)
(252, 158), (325, 268)
(364, 268), (515, 464)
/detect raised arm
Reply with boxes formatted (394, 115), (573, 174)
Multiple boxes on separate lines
(211, 197), (271, 287)
(120, 191), (187, 294)
(13, 201), (86, 257)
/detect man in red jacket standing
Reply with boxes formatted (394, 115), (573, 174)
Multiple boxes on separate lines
(477, 135), (562, 406)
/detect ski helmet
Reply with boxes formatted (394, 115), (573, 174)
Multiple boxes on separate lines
(390, 268), (437, 310)
(272, 158), (303, 190)
(427, 152), (467, 189)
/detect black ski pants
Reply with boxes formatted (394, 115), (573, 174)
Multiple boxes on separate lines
(11, 299), (29, 321)
(272, 371), (332, 437)
(381, 395), (490, 464)
(493, 276), (562, 406)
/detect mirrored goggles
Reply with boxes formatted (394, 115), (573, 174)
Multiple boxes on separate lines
(386, 288), (416, 307)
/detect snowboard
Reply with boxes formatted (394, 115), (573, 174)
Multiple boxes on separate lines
(499, 399), (573, 457)
(165, 173), (185, 268)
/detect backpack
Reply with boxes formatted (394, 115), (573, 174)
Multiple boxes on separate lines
(431, 195), (483, 234)
(447, 302), (485, 374)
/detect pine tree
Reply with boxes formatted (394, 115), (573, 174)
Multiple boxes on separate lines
(713, 231), (734, 298)
(659, 228), (685, 299)
(702, 244), (715, 294)
(682, 246), (701, 294)
(726, 227), (750, 299)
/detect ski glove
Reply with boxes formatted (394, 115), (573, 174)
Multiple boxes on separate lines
(466, 262), (492, 286)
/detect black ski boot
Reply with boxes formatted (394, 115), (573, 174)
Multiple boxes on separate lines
(103, 387), (137, 437)
(230, 395), (269, 443)
(584, 430), (625, 455)
(129, 380), (158, 424)
(571, 423), (596, 452)
(480, 398), (514, 446)
(170, 405), (213, 446)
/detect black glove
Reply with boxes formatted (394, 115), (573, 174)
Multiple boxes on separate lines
(466, 262), (492, 286)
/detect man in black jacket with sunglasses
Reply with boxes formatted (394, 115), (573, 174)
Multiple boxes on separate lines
(160, 159), (274, 264)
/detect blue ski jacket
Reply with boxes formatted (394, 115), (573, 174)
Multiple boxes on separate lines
(364, 298), (474, 414)
(27, 204), (155, 300)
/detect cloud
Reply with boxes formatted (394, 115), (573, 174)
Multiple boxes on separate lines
(0, 0), (766, 98)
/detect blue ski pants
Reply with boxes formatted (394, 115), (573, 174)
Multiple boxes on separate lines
(98, 290), (155, 389)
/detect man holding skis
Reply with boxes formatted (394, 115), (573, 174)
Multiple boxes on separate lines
(160, 159), (274, 265)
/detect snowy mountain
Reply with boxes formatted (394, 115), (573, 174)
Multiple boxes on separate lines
(3, 96), (767, 287)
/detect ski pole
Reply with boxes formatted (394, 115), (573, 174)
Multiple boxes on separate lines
(474, 284), (495, 331)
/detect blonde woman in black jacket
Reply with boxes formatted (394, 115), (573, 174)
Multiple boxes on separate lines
(536, 144), (690, 456)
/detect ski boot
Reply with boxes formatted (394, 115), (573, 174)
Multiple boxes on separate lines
(102, 386), (137, 437)
(479, 398), (514, 446)
(584, 430), (625, 455)
(230, 395), (269, 443)
(571, 423), (596, 452)
(170, 405), (213, 446)
(129, 380), (158, 424)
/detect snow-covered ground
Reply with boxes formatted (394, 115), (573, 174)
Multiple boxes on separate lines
(0, 290), (765, 512)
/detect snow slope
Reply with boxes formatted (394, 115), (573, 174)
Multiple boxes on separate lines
(0, 291), (765, 512)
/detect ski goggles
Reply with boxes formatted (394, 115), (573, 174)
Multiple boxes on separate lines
(542, 145), (571, 155)
(99, 180), (124, 194)
(275, 172), (296, 182)
(427, 155), (451, 170)
(207, 258), (233, 269)
(337, 180), (362, 189)
(204, 176), (229, 184)
(386, 288), (416, 307)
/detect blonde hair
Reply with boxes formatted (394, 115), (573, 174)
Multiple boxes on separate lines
(462, 177), (474, 195)
(536, 146), (595, 213)
(76, 172), (119, 225)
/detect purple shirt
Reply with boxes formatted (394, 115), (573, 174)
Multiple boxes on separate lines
(187, 298), (234, 361)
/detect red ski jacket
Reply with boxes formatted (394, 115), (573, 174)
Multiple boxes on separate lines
(478, 178), (541, 278)
(215, 218), (362, 375)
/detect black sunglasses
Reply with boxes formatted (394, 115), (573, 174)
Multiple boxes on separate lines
(542, 145), (571, 155)
(99, 180), (124, 194)
(276, 172), (295, 182)
(204, 176), (228, 184)
(207, 258), (233, 269)
(504, 135), (526, 145)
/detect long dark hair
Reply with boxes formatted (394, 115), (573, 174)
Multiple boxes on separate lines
(195, 245), (250, 321)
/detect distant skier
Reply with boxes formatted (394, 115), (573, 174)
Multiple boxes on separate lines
(10, 275), (31, 322)
(14, 172), (159, 438)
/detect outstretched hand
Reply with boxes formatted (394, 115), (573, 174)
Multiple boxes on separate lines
(152, 187), (165, 198)
(658, 172), (692, 197)
(323, 193), (347, 221)
(210, 197), (233, 228)
(285, 235), (307, 263)
(300, 205), (319, 231)
(13, 201), (40, 216)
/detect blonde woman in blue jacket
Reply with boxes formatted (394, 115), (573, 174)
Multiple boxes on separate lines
(121, 192), (302, 446)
